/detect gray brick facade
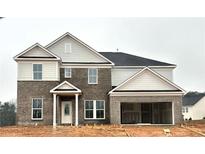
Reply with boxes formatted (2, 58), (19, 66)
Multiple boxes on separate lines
(17, 68), (112, 125)
(60, 68), (112, 124)
(17, 81), (59, 125)
(17, 68), (182, 125)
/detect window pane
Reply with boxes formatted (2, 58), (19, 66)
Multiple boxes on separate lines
(33, 64), (42, 71)
(38, 64), (42, 71)
(64, 104), (70, 115)
(85, 101), (93, 109)
(33, 64), (38, 71)
(96, 110), (104, 118)
(65, 68), (71, 77)
(33, 99), (42, 108)
(89, 76), (96, 83)
(33, 109), (42, 118)
(96, 101), (104, 109)
(88, 68), (97, 84)
(86, 110), (93, 118)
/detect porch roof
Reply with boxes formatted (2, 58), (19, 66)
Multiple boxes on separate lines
(50, 81), (82, 94)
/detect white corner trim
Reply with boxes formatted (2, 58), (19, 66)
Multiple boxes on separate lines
(45, 32), (114, 65)
(108, 67), (186, 94)
(50, 80), (82, 93)
(14, 43), (61, 60)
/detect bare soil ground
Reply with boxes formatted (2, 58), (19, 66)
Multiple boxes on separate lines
(0, 124), (204, 137)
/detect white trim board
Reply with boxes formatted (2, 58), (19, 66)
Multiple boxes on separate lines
(50, 80), (81, 93)
(109, 67), (186, 94)
(14, 43), (61, 61)
(45, 32), (114, 65)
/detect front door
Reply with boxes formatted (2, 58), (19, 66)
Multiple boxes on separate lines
(61, 101), (72, 124)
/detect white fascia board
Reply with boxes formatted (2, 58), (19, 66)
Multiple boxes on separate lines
(14, 43), (61, 61)
(50, 81), (81, 93)
(15, 58), (61, 61)
(110, 92), (184, 97)
(45, 32), (114, 65)
(61, 64), (112, 68)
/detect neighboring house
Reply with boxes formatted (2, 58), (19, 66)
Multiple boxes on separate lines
(182, 92), (205, 120)
(14, 32), (185, 126)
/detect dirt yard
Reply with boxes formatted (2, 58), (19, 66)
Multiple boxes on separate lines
(0, 124), (205, 137)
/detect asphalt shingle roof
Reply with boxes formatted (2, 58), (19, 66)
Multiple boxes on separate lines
(183, 92), (205, 106)
(99, 52), (175, 66)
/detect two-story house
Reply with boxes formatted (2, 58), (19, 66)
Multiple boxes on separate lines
(14, 32), (185, 126)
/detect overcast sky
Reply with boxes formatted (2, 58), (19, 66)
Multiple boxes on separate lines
(0, 17), (205, 102)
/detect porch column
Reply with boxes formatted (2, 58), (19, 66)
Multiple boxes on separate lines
(172, 102), (175, 125)
(75, 94), (79, 126)
(53, 93), (57, 127)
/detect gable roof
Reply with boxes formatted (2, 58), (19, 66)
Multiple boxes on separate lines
(50, 81), (81, 93)
(100, 52), (175, 67)
(14, 43), (61, 61)
(183, 92), (205, 106)
(109, 67), (185, 94)
(45, 32), (114, 65)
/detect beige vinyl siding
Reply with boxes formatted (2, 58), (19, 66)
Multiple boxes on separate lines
(17, 61), (59, 81)
(117, 70), (177, 91)
(152, 68), (173, 81)
(22, 46), (53, 57)
(111, 68), (173, 86)
(111, 69), (141, 86)
(18, 62), (32, 80)
(47, 36), (108, 63)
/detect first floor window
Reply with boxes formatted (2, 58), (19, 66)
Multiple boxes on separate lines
(32, 98), (43, 120)
(84, 100), (105, 119)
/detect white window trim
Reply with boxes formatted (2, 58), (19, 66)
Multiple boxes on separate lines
(88, 68), (98, 84)
(32, 63), (43, 80)
(64, 68), (72, 78)
(84, 100), (105, 120)
(64, 43), (72, 53)
(31, 98), (43, 120)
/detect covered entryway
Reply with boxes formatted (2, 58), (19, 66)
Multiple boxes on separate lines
(121, 102), (172, 124)
(50, 81), (82, 127)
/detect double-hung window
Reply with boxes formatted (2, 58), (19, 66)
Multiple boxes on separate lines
(32, 98), (43, 120)
(84, 100), (105, 119)
(88, 68), (98, 84)
(33, 64), (42, 80)
(64, 68), (72, 78)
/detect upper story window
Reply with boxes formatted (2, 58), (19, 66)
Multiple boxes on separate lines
(33, 64), (42, 80)
(64, 68), (72, 78)
(32, 98), (43, 120)
(88, 68), (98, 84)
(65, 43), (72, 53)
